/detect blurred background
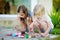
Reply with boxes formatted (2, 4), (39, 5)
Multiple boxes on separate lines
(0, 0), (60, 36)
(0, 0), (31, 14)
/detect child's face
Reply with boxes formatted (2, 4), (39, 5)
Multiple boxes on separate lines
(19, 9), (25, 18)
(39, 7), (45, 15)
(34, 7), (45, 18)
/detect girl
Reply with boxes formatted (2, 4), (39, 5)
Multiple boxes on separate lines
(29, 4), (54, 37)
(15, 5), (32, 35)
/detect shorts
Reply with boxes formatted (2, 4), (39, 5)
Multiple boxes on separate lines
(40, 28), (52, 33)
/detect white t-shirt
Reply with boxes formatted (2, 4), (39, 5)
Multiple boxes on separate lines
(33, 14), (54, 29)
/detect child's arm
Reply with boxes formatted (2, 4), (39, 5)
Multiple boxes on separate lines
(34, 18), (50, 37)
(26, 17), (32, 26)
(28, 22), (35, 36)
(16, 16), (21, 25)
(44, 16), (54, 35)
(28, 19), (42, 36)
(15, 16), (20, 31)
(39, 21), (53, 37)
(44, 21), (53, 35)
(15, 16), (26, 31)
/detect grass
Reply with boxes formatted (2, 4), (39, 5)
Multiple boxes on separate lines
(52, 35), (60, 40)
(51, 28), (60, 34)
(38, 35), (60, 40)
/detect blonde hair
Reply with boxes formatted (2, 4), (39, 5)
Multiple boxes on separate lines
(33, 4), (45, 16)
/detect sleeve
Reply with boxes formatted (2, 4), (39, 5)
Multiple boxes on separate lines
(45, 15), (54, 29)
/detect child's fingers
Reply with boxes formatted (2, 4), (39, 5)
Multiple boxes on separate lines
(33, 21), (39, 27)
(20, 15), (25, 18)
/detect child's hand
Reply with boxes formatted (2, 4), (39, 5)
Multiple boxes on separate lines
(15, 25), (21, 31)
(40, 33), (45, 37)
(29, 33), (36, 38)
(15, 25), (18, 30)
(33, 19), (40, 27)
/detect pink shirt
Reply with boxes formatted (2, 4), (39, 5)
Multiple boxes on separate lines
(33, 14), (54, 29)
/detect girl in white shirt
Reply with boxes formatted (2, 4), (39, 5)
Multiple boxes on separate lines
(29, 4), (54, 37)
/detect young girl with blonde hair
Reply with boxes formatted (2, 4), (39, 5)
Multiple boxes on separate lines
(29, 4), (54, 37)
